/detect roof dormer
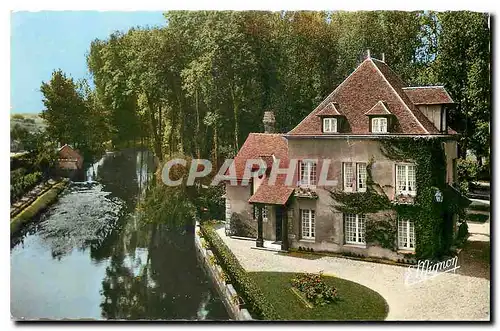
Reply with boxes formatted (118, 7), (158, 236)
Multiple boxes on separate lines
(316, 102), (345, 133)
(402, 86), (454, 133)
(365, 101), (394, 134)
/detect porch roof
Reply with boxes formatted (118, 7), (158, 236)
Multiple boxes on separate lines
(248, 176), (294, 205)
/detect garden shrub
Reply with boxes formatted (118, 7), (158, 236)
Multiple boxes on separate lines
(10, 170), (43, 203)
(230, 213), (257, 238)
(200, 224), (280, 320)
(291, 272), (339, 306)
(457, 158), (479, 193)
(455, 222), (469, 246)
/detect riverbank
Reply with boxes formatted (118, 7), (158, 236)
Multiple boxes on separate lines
(10, 178), (70, 234)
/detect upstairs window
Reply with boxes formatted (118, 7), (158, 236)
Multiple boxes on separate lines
(357, 163), (367, 192)
(396, 164), (416, 196)
(343, 162), (354, 192)
(299, 160), (317, 186)
(343, 162), (367, 192)
(372, 117), (388, 133)
(323, 118), (337, 133)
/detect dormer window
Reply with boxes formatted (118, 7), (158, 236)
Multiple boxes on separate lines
(371, 117), (388, 133)
(323, 117), (337, 133)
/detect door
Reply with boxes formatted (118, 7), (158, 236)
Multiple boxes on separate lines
(275, 206), (283, 242)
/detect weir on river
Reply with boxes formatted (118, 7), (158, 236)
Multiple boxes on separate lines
(10, 149), (229, 320)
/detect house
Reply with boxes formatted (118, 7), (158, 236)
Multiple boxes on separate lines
(225, 54), (467, 261)
(58, 144), (84, 170)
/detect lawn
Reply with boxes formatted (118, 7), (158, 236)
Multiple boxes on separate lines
(249, 272), (388, 321)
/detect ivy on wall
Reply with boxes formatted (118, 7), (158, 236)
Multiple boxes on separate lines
(330, 137), (470, 260)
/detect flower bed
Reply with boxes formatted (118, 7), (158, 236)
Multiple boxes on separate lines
(291, 272), (339, 306)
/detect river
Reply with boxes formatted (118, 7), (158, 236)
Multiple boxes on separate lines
(10, 149), (229, 320)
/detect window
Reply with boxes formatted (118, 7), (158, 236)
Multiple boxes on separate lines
(372, 117), (388, 133)
(225, 199), (231, 222)
(357, 163), (367, 192)
(396, 164), (416, 195)
(323, 118), (337, 133)
(299, 160), (317, 186)
(344, 214), (366, 245)
(343, 162), (354, 192)
(253, 205), (268, 222)
(398, 218), (415, 250)
(301, 209), (315, 239)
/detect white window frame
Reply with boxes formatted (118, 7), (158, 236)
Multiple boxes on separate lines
(301, 209), (315, 240)
(344, 213), (366, 246)
(343, 162), (354, 192)
(323, 117), (337, 133)
(398, 218), (416, 251)
(357, 163), (367, 192)
(299, 160), (317, 187)
(372, 117), (388, 133)
(253, 205), (268, 222)
(396, 163), (417, 196)
(225, 199), (231, 222)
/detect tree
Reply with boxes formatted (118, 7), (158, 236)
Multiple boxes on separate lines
(434, 12), (490, 159)
(40, 69), (87, 147)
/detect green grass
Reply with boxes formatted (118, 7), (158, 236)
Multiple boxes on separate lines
(250, 272), (388, 321)
(10, 180), (68, 234)
(467, 213), (489, 223)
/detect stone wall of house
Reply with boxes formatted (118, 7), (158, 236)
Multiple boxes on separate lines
(225, 184), (279, 241)
(225, 185), (256, 237)
(287, 137), (456, 261)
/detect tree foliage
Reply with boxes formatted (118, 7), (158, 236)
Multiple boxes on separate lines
(81, 11), (490, 164)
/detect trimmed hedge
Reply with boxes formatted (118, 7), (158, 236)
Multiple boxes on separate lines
(200, 224), (280, 320)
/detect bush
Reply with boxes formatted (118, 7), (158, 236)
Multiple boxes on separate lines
(455, 222), (469, 246)
(291, 272), (339, 306)
(200, 224), (280, 320)
(10, 170), (43, 202)
(230, 213), (257, 238)
(457, 158), (479, 193)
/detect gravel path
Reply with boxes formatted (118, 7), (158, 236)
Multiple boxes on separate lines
(215, 227), (490, 321)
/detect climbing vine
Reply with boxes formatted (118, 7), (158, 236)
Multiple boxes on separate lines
(330, 137), (470, 260)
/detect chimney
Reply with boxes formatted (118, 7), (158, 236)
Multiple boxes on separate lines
(263, 111), (276, 133)
(382, 53), (385, 62)
(367, 49), (371, 58)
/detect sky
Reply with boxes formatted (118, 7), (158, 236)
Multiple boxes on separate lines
(10, 11), (167, 114)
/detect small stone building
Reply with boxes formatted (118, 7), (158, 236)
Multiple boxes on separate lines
(58, 144), (84, 170)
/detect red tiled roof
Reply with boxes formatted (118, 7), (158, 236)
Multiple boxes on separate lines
(316, 102), (342, 116)
(288, 58), (444, 135)
(248, 175), (294, 205)
(402, 86), (455, 105)
(232, 133), (289, 179)
(364, 101), (392, 116)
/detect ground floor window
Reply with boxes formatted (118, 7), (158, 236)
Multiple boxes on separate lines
(301, 209), (315, 239)
(225, 199), (231, 222)
(344, 213), (366, 245)
(253, 205), (268, 222)
(398, 218), (415, 250)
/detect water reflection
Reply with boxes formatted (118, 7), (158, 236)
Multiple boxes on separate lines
(11, 149), (228, 320)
